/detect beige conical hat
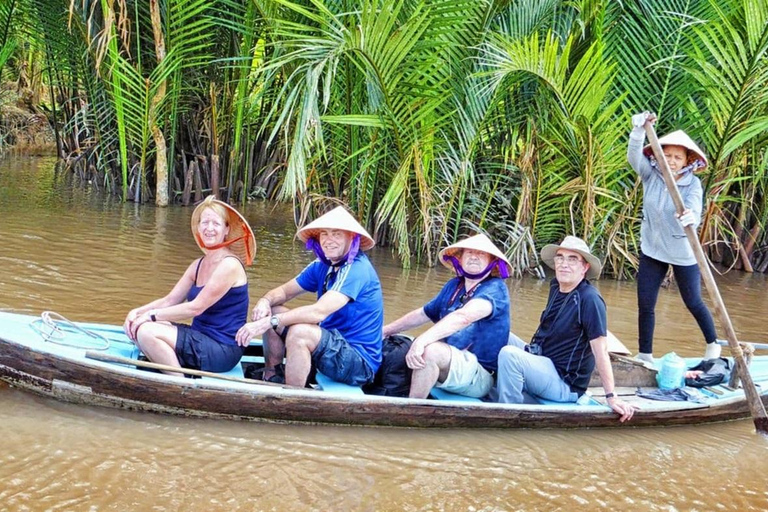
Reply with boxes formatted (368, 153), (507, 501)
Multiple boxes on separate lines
(643, 130), (708, 170)
(297, 206), (375, 250)
(437, 234), (511, 278)
(540, 235), (601, 279)
(191, 196), (256, 266)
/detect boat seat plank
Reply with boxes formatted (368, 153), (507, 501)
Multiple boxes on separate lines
(113, 345), (141, 361)
(614, 392), (710, 410)
(315, 372), (365, 395)
(536, 395), (602, 406)
(429, 388), (482, 403)
(200, 363), (245, 380)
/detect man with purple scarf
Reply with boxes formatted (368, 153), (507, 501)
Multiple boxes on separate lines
(383, 234), (511, 399)
(236, 206), (383, 387)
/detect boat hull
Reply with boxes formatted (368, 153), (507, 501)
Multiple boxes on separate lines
(1, 313), (767, 429)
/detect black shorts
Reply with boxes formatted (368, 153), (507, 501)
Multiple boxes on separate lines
(174, 324), (245, 372)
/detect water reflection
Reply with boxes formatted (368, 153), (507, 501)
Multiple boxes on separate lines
(1, 156), (767, 511)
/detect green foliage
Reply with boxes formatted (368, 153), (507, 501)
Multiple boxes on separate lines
(682, 0), (768, 264)
(5, 0), (768, 276)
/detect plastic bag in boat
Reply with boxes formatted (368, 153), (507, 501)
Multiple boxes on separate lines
(684, 357), (731, 388)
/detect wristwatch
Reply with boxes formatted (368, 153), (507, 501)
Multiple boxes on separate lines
(605, 392), (615, 400)
(270, 315), (280, 331)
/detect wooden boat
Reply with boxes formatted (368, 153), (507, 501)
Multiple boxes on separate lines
(1, 311), (767, 429)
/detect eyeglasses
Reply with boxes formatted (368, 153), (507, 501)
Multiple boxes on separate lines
(553, 254), (584, 266)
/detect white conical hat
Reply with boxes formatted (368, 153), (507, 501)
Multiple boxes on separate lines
(643, 130), (708, 170)
(540, 235), (601, 279)
(437, 234), (511, 278)
(297, 206), (375, 250)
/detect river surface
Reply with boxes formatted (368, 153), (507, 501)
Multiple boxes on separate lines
(1, 156), (767, 511)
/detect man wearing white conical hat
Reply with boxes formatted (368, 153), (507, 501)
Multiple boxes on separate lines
(628, 112), (719, 364)
(236, 206), (383, 387)
(495, 236), (637, 423)
(382, 233), (511, 399)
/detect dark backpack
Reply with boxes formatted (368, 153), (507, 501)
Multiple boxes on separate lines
(363, 335), (414, 397)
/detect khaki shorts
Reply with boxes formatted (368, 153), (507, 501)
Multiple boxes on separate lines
(436, 345), (494, 398)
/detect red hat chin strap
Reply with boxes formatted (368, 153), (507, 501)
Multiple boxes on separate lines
(195, 224), (253, 265)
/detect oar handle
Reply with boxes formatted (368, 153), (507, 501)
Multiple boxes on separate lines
(643, 120), (768, 433)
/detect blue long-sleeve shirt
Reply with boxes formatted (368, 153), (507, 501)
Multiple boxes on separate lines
(628, 129), (703, 266)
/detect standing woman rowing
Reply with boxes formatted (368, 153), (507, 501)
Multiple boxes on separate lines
(628, 112), (720, 364)
(123, 196), (256, 373)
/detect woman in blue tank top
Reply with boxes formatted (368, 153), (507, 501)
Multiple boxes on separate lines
(123, 195), (256, 373)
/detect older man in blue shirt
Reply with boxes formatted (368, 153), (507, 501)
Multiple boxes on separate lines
(383, 234), (511, 399)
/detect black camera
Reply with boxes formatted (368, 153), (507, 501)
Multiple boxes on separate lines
(526, 343), (542, 356)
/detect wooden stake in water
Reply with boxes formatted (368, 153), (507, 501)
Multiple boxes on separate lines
(644, 120), (768, 434)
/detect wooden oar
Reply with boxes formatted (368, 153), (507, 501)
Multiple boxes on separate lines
(644, 120), (768, 434)
(85, 350), (299, 389)
(717, 339), (768, 350)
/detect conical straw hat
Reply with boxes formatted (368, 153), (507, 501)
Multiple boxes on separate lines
(643, 130), (708, 170)
(437, 234), (511, 278)
(297, 206), (375, 250)
(191, 196), (256, 266)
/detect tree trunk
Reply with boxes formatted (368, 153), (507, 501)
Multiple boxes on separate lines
(182, 158), (193, 206)
(758, 252), (768, 273)
(193, 161), (203, 202)
(150, 0), (169, 206)
(743, 223), (761, 269)
(211, 154), (220, 199)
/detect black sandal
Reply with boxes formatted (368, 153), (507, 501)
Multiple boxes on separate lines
(246, 363), (285, 383)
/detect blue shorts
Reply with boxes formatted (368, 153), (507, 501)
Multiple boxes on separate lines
(312, 328), (374, 386)
(175, 324), (245, 372)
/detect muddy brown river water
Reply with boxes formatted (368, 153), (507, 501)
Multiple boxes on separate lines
(1, 156), (767, 511)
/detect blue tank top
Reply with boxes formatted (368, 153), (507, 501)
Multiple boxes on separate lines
(187, 258), (249, 346)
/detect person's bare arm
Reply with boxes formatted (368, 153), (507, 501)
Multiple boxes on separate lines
(382, 308), (430, 338)
(251, 279), (306, 321)
(406, 298), (492, 370)
(590, 336), (639, 422)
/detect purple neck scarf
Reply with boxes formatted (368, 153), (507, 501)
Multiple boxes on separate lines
(305, 234), (361, 267)
(443, 255), (510, 279)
